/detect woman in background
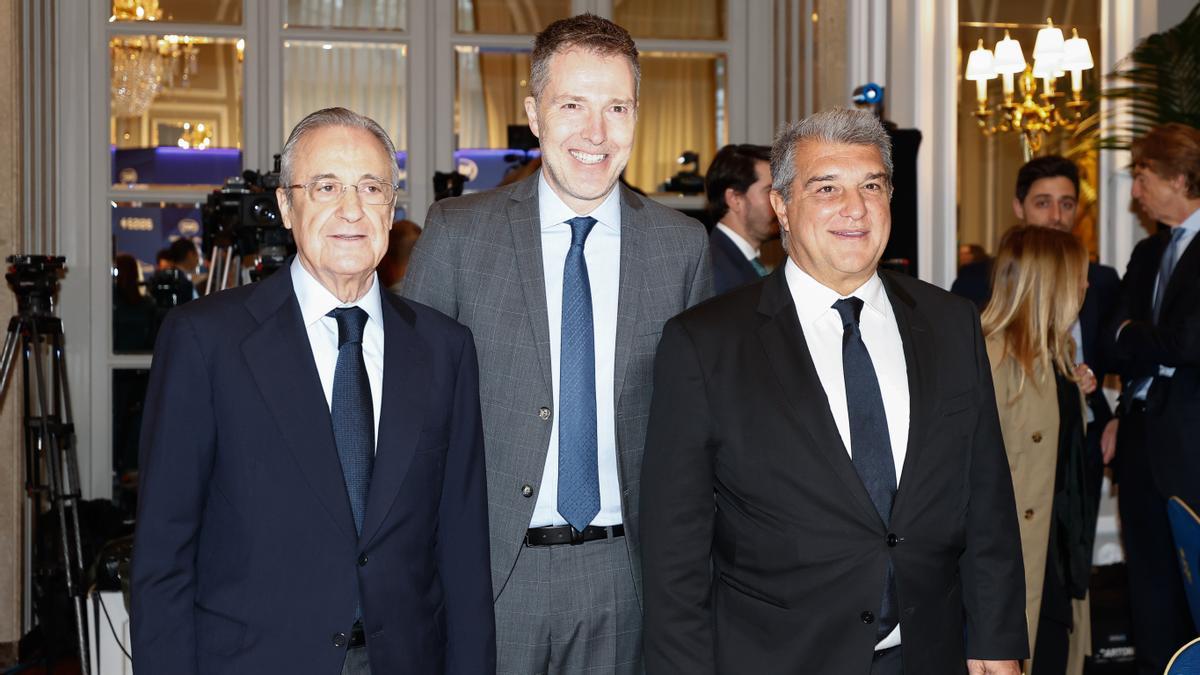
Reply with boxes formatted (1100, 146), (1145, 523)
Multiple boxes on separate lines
(981, 225), (1098, 675)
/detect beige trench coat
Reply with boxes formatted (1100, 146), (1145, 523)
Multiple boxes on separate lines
(987, 335), (1091, 674)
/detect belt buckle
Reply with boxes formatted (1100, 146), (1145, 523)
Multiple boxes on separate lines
(569, 526), (586, 545)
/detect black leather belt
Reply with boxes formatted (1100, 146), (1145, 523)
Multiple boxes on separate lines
(525, 524), (624, 547)
(349, 621), (366, 648)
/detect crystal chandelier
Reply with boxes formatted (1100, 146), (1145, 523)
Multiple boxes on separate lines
(964, 19), (1095, 157)
(110, 1), (202, 118)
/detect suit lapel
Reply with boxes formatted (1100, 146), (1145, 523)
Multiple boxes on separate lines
(755, 269), (881, 527)
(880, 272), (936, 495)
(1161, 229), (1200, 321)
(1079, 264), (1100, 363)
(508, 176), (555, 395)
(360, 293), (428, 547)
(241, 270), (355, 539)
(613, 185), (646, 406)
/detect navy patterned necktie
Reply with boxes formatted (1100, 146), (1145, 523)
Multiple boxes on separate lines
(558, 216), (600, 532)
(328, 306), (374, 536)
(1153, 226), (1187, 323)
(832, 296), (899, 640)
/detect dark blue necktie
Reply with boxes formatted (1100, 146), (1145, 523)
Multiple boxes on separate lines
(558, 216), (600, 532)
(328, 306), (374, 536)
(833, 297), (899, 641)
(1153, 226), (1187, 323)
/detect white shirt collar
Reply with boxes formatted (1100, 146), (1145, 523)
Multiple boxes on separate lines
(783, 257), (889, 324)
(715, 222), (760, 260)
(290, 257), (384, 329)
(1176, 206), (1200, 237)
(538, 170), (622, 232)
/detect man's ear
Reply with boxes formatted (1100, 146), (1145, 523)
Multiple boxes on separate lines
(724, 187), (743, 215)
(769, 190), (789, 232)
(277, 187), (294, 230)
(1012, 197), (1026, 222)
(524, 96), (540, 139)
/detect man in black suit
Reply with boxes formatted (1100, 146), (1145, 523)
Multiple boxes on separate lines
(1110, 122), (1200, 674)
(704, 143), (779, 294)
(131, 108), (494, 674)
(641, 108), (1027, 675)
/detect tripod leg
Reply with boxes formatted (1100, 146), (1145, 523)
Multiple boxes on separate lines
(51, 331), (87, 646)
(27, 325), (90, 674)
(0, 320), (19, 398)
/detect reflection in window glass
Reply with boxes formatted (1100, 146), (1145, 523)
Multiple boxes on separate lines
(456, 0), (569, 34)
(112, 369), (149, 511)
(109, 0), (242, 25)
(626, 53), (725, 194)
(614, 0), (725, 40)
(285, 0), (406, 31)
(110, 37), (244, 187)
(283, 41), (408, 153)
(456, 47), (530, 149)
(112, 201), (204, 353)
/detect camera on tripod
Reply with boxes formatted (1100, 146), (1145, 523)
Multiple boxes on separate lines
(200, 155), (295, 289)
(6, 255), (65, 317)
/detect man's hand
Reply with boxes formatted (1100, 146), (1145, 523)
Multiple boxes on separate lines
(967, 659), (1021, 675)
(1074, 363), (1097, 395)
(1101, 417), (1119, 465)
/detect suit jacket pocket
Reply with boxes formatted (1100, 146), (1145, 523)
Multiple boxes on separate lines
(415, 428), (449, 453)
(718, 572), (789, 610)
(194, 604), (246, 656)
(940, 389), (974, 417)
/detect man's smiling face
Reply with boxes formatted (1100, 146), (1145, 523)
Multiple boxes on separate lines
(524, 48), (637, 214)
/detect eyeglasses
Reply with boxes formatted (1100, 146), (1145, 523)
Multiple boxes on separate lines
(284, 179), (398, 205)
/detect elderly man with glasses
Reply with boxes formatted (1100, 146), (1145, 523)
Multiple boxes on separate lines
(131, 107), (494, 675)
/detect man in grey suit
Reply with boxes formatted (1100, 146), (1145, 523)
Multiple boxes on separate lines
(403, 13), (712, 673)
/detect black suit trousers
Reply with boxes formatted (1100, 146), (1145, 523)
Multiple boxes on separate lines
(1116, 409), (1195, 675)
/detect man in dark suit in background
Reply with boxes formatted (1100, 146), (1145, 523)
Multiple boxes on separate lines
(641, 108), (1027, 675)
(704, 143), (779, 294)
(1109, 122), (1200, 674)
(131, 107), (494, 674)
(404, 14), (712, 674)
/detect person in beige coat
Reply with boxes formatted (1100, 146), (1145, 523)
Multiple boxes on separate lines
(982, 226), (1098, 675)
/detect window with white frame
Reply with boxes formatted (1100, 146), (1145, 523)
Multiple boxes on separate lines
(70, 0), (766, 501)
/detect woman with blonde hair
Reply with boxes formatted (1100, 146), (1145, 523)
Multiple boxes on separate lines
(981, 225), (1098, 675)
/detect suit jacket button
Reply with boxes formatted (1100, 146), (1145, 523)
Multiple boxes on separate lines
(1024, 508), (1035, 520)
(539, 407), (551, 421)
(861, 611), (875, 624)
(358, 553), (368, 567)
(332, 632), (347, 648)
(886, 533), (899, 547)
(1032, 431), (1043, 443)
(522, 484), (534, 498)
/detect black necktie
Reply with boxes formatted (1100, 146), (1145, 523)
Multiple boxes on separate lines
(328, 306), (374, 536)
(832, 296), (899, 641)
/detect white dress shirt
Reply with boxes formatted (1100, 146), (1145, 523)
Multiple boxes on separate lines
(715, 222), (760, 261)
(531, 173), (624, 528)
(291, 258), (385, 449)
(784, 259), (909, 649)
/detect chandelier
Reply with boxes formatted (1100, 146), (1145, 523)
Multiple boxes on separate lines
(964, 18), (1095, 157)
(177, 122), (213, 150)
(110, 1), (202, 118)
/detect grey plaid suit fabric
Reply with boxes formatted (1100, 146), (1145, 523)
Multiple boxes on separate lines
(403, 173), (713, 607)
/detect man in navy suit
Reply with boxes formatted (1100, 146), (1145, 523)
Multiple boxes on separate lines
(705, 144), (779, 294)
(131, 107), (494, 674)
(1109, 123), (1200, 674)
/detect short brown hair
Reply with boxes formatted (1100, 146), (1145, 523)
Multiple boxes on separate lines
(529, 13), (640, 101)
(1131, 123), (1200, 198)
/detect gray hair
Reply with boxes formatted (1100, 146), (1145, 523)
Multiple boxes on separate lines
(279, 107), (400, 202)
(769, 108), (893, 248)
